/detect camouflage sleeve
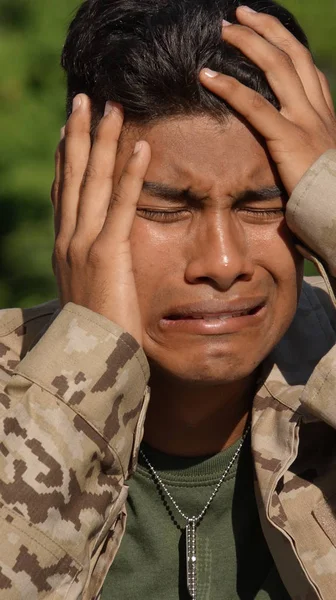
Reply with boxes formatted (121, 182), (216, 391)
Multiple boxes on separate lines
(286, 149), (336, 281)
(0, 302), (150, 598)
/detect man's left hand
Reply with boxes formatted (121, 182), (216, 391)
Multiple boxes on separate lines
(200, 5), (336, 196)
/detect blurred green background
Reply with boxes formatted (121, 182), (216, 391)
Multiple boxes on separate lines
(0, 0), (335, 308)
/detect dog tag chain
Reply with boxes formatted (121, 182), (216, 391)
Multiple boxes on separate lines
(186, 518), (197, 598)
(140, 423), (250, 600)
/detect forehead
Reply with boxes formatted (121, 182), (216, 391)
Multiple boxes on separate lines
(121, 114), (276, 194)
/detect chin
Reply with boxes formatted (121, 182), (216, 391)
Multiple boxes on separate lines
(148, 353), (261, 387)
(144, 325), (284, 387)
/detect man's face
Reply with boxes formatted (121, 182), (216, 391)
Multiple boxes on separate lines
(114, 115), (303, 385)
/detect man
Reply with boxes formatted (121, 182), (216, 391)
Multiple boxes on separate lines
(0, 0), (336, 598)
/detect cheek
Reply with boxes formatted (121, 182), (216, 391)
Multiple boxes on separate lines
(130, 220), (185, 314)
(249, 220), (302, 279)
(248, 220), (304, 326)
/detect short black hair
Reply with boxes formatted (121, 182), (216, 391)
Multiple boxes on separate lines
(61, 0), (309, 127)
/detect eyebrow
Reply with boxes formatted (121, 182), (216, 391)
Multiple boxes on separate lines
(142, 181), (286, 203)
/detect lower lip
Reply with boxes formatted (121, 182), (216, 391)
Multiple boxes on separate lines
(159, 306), (266, 335)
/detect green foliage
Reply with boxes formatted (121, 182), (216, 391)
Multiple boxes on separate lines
(0, 0), (79, 307)
(284, 0), (336, 98)
(0, 0), (335, 307)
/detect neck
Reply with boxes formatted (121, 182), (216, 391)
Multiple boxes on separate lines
(143, 370), (255, 457)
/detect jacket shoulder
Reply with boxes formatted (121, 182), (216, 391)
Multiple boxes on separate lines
(303, 275), (336, 331)
(0, 300), (59, 373)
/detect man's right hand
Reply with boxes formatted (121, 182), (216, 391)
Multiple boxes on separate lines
(51, 94), (151, 346)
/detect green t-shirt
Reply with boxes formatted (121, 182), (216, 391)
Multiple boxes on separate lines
(102, 433), (290, 599)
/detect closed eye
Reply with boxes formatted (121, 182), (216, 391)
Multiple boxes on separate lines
(136, 208), (190, 222)
(137, 204), (286, 223)
(237, 207), (285, 221)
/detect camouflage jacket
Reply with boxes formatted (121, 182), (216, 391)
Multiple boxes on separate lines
(0, 150), (336, 599)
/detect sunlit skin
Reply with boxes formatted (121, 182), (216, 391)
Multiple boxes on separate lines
(113, 116), (303, 455)
(53, 8), (336, 457)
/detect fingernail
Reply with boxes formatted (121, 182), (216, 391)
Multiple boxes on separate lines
(202, 68), (219, 79)
(239, 5), (257, 13)
(60, 126), (65, 141)
(72, 94), (82, 112)
(104, 101), (114, 116)
(222, 19), (232, 27)
(134, 141), (143, 155)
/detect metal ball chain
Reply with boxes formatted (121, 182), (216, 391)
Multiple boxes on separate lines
(140, 423), (251, 525)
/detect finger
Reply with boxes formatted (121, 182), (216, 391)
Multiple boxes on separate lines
(200, 70), (293, 142)
(59, 94), (92, 243)
(99, 141), (151, 244)
(74, 102), (124, 240)
(316, 68), (336, 117)
(51, 138), (62, 212)
(221, 22), (312, 116)
(51, 136), (65, 237)
(235, 7), (329, 116)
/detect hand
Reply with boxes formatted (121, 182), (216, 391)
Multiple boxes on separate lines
(51, 95), (151, 346)
(200, 6), (336, 196)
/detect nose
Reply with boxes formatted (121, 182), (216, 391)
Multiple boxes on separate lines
(184, 210), (255, 290)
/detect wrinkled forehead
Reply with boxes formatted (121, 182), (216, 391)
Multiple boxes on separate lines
(117, 114), (277, 195)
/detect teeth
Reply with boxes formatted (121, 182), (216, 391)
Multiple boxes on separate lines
(168, 310), (253, 320)
(202, 311), (249, 321)
(203, 316), (227, 322)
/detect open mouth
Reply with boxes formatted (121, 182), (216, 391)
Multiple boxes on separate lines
(165, 305), (264, 321)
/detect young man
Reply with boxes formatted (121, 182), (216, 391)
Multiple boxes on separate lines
(0, 0), (336, 598)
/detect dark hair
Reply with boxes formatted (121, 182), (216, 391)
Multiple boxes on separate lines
(61, 0), (309, 127)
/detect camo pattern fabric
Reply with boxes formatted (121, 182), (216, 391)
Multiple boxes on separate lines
(287, 149), (336, 279)
(252, 149), (336, 600)
(0, 149), (335, 599)
(0, 303), (150, 599)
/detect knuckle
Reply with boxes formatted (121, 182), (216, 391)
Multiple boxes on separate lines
(273, 36), (294, 54)
(54, 240), (67, 263)
(275, 49), (293, 69)
(82, 163), (114, 190)
(63, 161), (75, 182)
(68, 237), (86, 265)
(84, 162), (99, 182)
(88, 243), (106, 267)
(111, 190), (124, 207)
(251, 92), (266, 111)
